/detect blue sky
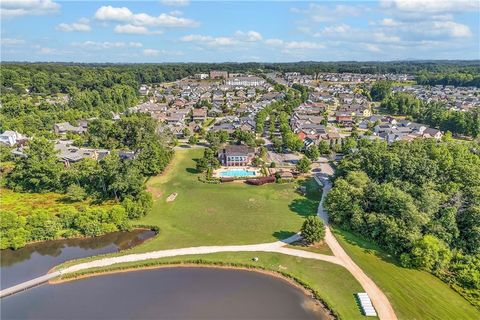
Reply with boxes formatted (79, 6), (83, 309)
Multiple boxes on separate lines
(1, 0), (479, 62)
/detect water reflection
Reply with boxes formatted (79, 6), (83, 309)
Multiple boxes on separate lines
(2, 267), (330, 320)
(0, 229), (155, 289)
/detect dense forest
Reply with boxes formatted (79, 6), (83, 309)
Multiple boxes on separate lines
(325, 139), (480, 306)
(417, 71), (480, 87)
(381, 93), (480, 138)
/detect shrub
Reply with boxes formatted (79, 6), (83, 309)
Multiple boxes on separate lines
(246, 176), (275, 185)
(301, 216), (325, 245)
(65, 184), (87, 202)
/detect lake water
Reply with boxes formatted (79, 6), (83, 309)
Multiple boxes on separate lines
(0, 229), (156, 289)
(1, 267), (330, 319)
(1, 230), (330, 319)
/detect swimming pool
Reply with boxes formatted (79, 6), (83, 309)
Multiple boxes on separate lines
(219, 169), (257, 177)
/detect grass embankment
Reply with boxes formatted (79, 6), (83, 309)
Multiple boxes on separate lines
(333, 228), (479, 319)
(0, 188), (113, 216)
(57, 251), (365, 320)
(135, 148), (321, 251)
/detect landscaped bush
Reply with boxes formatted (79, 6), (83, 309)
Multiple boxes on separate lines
(246, 176), (275, 186)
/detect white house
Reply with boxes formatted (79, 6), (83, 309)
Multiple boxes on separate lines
(0, 131), (27, 146)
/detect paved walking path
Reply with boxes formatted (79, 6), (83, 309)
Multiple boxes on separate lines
(61, 236), (343, 274)
(1, 166), (398, 320)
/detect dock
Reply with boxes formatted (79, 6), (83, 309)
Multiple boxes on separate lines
(0, 271), (62, 298)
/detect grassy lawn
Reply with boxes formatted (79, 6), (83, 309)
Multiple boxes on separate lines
(60, 251), (366, 320)
(0, 188), (113, 216)
(333, 228), (479, 320)
(286, 241), (333, 255)
(134, 148), (321, 252)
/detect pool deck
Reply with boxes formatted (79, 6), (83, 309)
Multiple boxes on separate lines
(213, 166), (261, 178)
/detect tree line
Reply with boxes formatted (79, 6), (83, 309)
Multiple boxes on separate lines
(381, 92), (480, 138)
(325, 138), (480, 306)
(416, 71), (480, 88)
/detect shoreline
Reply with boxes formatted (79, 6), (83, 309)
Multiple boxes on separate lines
(0, 227), (156, 252)
(50, 261), (336, 319)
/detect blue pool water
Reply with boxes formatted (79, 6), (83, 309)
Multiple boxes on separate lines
(219, 169), (257, 177)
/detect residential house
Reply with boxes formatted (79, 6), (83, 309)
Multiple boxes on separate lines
(218, 144), (256, 166)
(335, 112), (354, 126)
(54, 140), (109, 166)
(166, 112), (186, 125)
(192, 108), (207, 122)
(422, 128), (443, 139)
(53, 122), (87, 135)
(0, 131), (28, 146)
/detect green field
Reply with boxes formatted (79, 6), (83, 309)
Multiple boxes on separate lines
(0, 188), (113, 216)
(134, 148), (320, 251)
(333, 228), (479, 320)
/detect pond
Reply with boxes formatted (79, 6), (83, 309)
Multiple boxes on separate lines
(0, 229), (156, 289)
(1, 267), (331, 319)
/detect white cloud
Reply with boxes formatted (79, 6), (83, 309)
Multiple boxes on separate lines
(323, 24), (351, 34)
(56, 18), (91, 32)
(292, 3), (366, 22)
(284, 41), (324, 49)
(94, 5), (197, 27)
(160, 0), (190, 7)
(265, 38), (324, 50)
(94, 6), (132, 21)
(380, 0), (478, 13)
(114, 24), (162, 35)
(38, 47), (57, 54)
(168, 10), (183, 17)
(181, 31), (263, 47)
(432, 21), (472, 37)
(373, 32), (401, 43)
(143, 49), (160, 56)
(234, 30), (262, 42)
(72, 41), (143, 49)
(265, 38), (284, 46)
(181, 34), (233, 46)
(388, 19), (473, 40)
(379, 18), (399, 26)
(1, 38), (25, 46)
(1, 0), (60, 17)
(365, 44), (381, 52)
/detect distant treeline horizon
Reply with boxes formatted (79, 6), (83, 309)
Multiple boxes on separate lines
(2, 60), (480, 88)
